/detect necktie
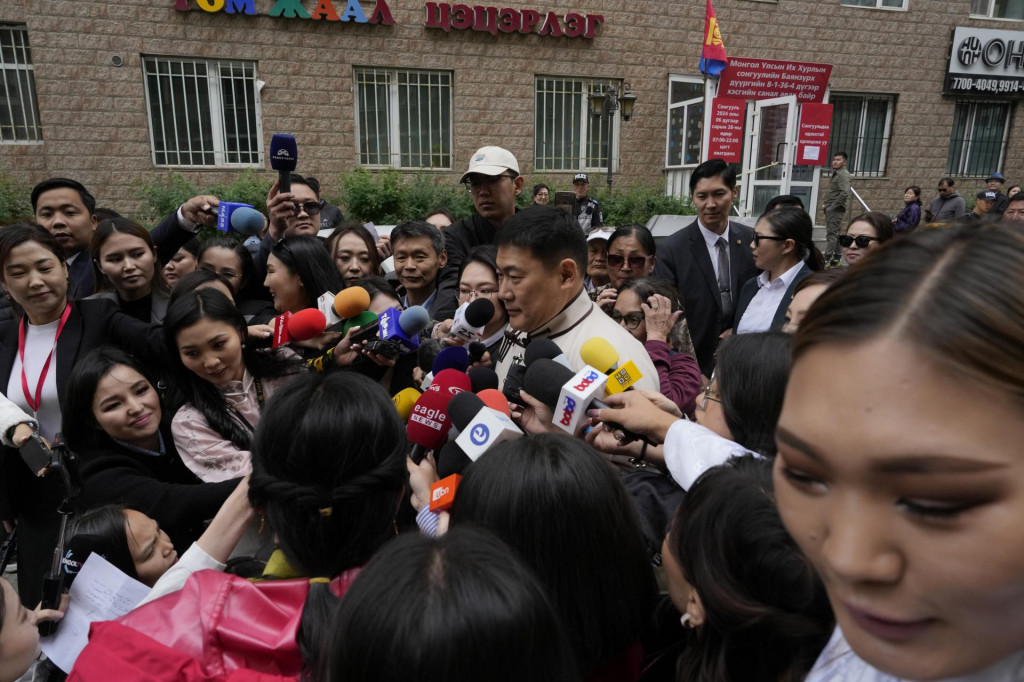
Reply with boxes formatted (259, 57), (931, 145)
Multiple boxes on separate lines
(716, 237), (733, 321)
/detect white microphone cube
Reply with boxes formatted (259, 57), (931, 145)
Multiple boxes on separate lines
(455, 407), (524, 462)
(316, 291), (343, 327)
(554, 365), (607, 436)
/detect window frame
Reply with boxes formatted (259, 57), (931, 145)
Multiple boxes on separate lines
(141, 55), (264, 168)
(945, 99), (1012, 178)
(664, 75), (706, 170)
(352, 66), (454, 171)
(827, 92), (896, 178)
(840, 0), (908, 10)
(970, 0), (1024, 20)
(534, 75), (622, 173)
(0, 23), (43, 145)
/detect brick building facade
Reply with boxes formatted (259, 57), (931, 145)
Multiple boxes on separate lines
(1, 0), (1021, 222)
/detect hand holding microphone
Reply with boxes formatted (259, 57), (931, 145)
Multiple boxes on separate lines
(180, 194), (221, 228)
(585, 389), (681, 446)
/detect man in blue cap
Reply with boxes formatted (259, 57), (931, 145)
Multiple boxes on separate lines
(986, 173), (1010, 216)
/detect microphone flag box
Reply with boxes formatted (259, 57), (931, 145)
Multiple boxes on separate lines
(605, 361), (643, 395)
(555, 364), (607, 435)
(429, 474), (462, 513)
(271, 311), (293, 348)
(216, 202), (254, 234)
(378, 307), (420, 354)
(316, 291), (343, 327)
(454, 407), (523, 462)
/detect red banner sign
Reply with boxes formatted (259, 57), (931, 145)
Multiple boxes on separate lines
(707, 98), (745, 163)
(717, 58), (832, 103)
(796, 103), (833, 166)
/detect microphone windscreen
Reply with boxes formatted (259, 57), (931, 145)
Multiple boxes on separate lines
(524, 358), (576, 410)
(395, 303), (432, 335)
(61, 534), (114, 588)
(287, 308), (327, 341)
(430, 369), (472, 396)
(448, 391), (486, 431)
(464, 298), (495, 327)
(468, 366), (499, 393)
(436, 440), (472, 479)
(432, 346), (470, 376)
(228, 206), (266, 236)
(468, 341), (487, 361)
(392, 388), (421, 422)
(398, 305), (431, 336)
(580, 337), (619, 374)
(524, 338), (567, 367)
(406, 390), (452, 450)
(477, 388), (510, 416)
(270, 133), (297, 172)
(417, 338), (444, 373)
(343, 310), (378, 336)
(334, 287), (371, 318)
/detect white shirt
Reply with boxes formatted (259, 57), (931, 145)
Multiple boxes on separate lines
(735, 261), (805, 334)
(662, 418), (754, 490)
(805, 627), (1024, 682)
(697, 219), (735, 284)
(7, 318), (61, 441)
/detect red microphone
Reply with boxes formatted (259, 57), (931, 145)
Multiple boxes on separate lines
(407, 389), (453, 464)
(287, 309), (327, 341)
(426, 368), (472, 398)
(477, 388), (511, 417)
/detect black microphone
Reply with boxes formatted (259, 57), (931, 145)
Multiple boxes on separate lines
(502, 362), (526, 407)
(61, 534), (114, 589)
(435, 392), (486, 478)
(449, 298), (495, 342)
(524, 337), (572, 369)
(468, 366), (499, 393)
(436, 440), (471, 479)
(468, 340), (488, 364)
(270, 133), (298, 194)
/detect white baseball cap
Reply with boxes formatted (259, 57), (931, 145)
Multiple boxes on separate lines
(586, 227), (615, 242)
(460, 146), (520, 183)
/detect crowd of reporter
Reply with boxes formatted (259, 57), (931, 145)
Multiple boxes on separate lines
(0, 152), (1021, 682)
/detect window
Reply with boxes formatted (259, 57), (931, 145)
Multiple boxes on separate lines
(970, 0), (1024, 19)
(828, 93), (895, 177)
(0, 24), (42, 143)
(535, 76), (620, 172)
(665, 77), (705, 168)
(946, 100), (1011, 177)
(841, 0), (906, 8)
(143, 56), (262, 167)
(354, 68), (452, 169)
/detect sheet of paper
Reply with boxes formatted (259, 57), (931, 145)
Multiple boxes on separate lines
(804, 145), (820, 161)
(40, 553), (150, 673)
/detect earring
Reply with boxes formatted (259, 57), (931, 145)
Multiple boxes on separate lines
(680, 613), (692, 629)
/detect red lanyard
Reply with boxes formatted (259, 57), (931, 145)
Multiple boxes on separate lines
(18, 304), (72, 413)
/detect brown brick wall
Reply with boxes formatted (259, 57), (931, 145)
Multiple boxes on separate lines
(1, 0), (1021, 220)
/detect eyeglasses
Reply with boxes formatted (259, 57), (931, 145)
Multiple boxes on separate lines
(699, 370), (721, 411)
(839, 234), (879, 249)
(458, 287), (499, 300)
(290, 201), (322, 217)
(752, 234), (789, 246)
(609, 310), (645, 330)
(607, 254), (651, 269)
(200, 264), (240, 281)
(463, 174), (515, 192)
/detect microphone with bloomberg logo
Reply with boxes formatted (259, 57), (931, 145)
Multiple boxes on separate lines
(523, 359), (653, 444)
(580, 337), (644, 394)
(270, 133), (297, 194)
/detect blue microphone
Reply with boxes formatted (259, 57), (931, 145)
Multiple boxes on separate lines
(270, 133), (297, 194)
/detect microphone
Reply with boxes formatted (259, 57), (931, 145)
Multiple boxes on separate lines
(432, 346), (470, 376)
(350, 306), (430, 357)
(392, 388), (421, 422)
(342, 310), (377, 337)
(580, 337), (644, 395)
(406, 389), (454, 464)
(428, 474), (462, 513)
(271, 311), (293, 348)
(270, 133), (298, 194)
(477, 388), (511, 417)
(449, 391), (523, 463)
(468, 341), (488, 364)
(215, 203), (265, 236)
(468, 366), (499, 393)
(286, 308), (327, 342)
(319, 286), (371, 330)
(449, 298), (495, 342)
(436, 440), (471, 479)
(60, 534), (114, 589)
(502, 362), (526, 407)
(524, 338), (572, 370)
(426, 368), (472, 398)
(523, 359), (651, 443)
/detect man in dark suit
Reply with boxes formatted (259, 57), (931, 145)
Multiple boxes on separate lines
(654, 159), (758, 376)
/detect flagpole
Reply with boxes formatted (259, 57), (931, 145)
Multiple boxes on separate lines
(699, 71), (707, 163)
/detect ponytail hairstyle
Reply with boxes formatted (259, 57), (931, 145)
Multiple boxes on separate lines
(668, 456), (834, 682)
(163, 288), (302, 451)
(247, 371), (407, 673)
(759, 207), (825, 272)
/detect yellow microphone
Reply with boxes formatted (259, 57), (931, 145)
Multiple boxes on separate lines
(579, 337), (643, 395)
(392, 387), (422, 422)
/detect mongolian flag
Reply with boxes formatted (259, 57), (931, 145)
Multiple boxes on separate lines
(700, 0), (729, 77)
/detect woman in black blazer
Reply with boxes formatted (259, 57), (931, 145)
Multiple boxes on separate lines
(0, 223), (164, 606)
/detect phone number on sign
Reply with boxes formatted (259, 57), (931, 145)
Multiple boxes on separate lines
(949, 77), (1022, 94)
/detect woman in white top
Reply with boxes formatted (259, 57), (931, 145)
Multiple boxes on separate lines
(777, 224), (1024, 681)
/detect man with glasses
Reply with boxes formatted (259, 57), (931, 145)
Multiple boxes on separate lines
(251, 173), (328, 296)
(437, 146), (525, 309)
(924, 178), (966, 224)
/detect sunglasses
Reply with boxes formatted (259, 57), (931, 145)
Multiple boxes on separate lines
(839, 234), (879, 249)
(752, 234), (789, 246)
(607, 254), (651, 269)
(609, 310), (645, 330)
(290, 201), (322, 217)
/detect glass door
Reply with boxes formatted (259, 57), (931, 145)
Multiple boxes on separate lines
(743, 95), (797, 217)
